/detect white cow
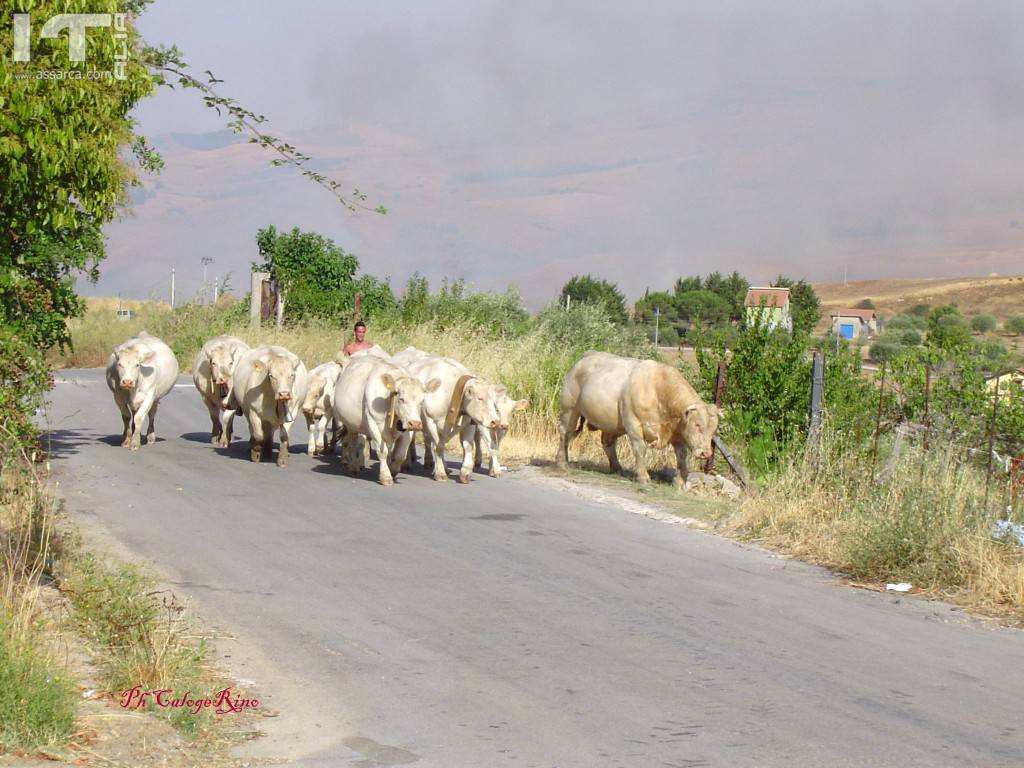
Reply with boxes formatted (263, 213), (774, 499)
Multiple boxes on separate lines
(390, 346), (432, 367)
(406, 356), (501, 484)
(335, 344), (390, 364)
(232, 345), (309, 467)
(474, 384), (529, 477)
(301, 361), (344, 456)
(105, 332), (179, 450)
(192, 335), (250, 447)
(332, 356), (439, 486)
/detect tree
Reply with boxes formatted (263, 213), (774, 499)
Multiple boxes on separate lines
(559, 275), (628, 323)
(970, 314), (997, 333)
(927, 306), (971, 351)
(722, 271), (751, 321)
(674, 290), (731, 326)
(772, 276), (822, 335)
(634, 290), (681, 343)
(254, 226), (394, 323)
(908, 303), (931, 317)
(1, 0), (155, 351)
(855, 299), (876, 310)
(1007, 315), (1024, 335)
(672, 276), (703, 296)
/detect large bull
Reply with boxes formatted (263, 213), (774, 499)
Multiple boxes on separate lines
(232, 345), (308, 467)
(555, 351), (720, 490)
(332, 356), (440, 486)
(192, 335), (250, 447)
(406, 355), (501, 483)
(105, 332), (179, 450)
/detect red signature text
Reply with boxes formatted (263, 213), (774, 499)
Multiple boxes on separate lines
(119, 684), (259, 715)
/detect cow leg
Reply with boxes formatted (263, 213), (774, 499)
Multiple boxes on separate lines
(672, 442), (690, 491)
(628, 434), (651, 484)
(205, 398), (222, 444)
(367, 421), (393, 486)
(248, 414), (264, 462)
(306, 415), (318, 456)
(556, 408), (580, 472)
(390, 431), (413, 478)
(116, 397), (131, 446)
(602, 431), (623, 474)
(277, 421), (290, 468)
(145, 401), (159, 445)
(424, 420), (447, 482)
(130, 392), (155, 450)
(341, 431), (360, 475)
(316, 415), (329, 455)
(474, 428), (484, 469)
(218, 407), (235, 448)
(458, 423), (477, 483)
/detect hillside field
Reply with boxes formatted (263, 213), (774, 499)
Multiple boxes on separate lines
(814, 275), (1024, 323)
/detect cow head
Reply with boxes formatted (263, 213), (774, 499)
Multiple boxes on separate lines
(250, 355), (298, 401)
(486, 384), (528, 433)
(381, 373), (440, 432)
(677, 402), (720, 461)
(113, 345), (155, 390)
(301, 378), (326, 419)
(461, 379), (501, 430)
(207, 344), (240, 405)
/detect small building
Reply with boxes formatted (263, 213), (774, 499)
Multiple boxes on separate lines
(830, 308), (878, 340)
(115, 308), (133, 321)
(744, 287), (792, 332)
(985, 367), (1024, 400)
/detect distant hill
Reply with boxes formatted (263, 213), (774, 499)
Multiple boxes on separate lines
(814, 276), (1024, 323)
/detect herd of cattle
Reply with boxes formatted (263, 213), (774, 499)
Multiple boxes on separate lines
(104, 332), (721, 489)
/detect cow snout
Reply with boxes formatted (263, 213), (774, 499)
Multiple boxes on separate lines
(489, 419), (499, 429)
(499, 422), (510, 430)
(406, 419), (422, 431)
(696, 449), (712, 461)
(120, 380), (134, 389)
(276, 392), (291, 401)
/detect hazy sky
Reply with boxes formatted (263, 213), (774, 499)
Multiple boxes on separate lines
(96, 0), (1024, 306)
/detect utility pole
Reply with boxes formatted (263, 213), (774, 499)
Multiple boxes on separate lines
(170, 268), (175, 307)
(201, 257), (213, 304)
(654, 306), (660, 347)
(213, 277), (219, 305)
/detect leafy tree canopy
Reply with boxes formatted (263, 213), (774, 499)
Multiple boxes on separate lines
(772, 275), (822, 335)
(559, 275), (628, 324)
(254, 226), (394, 323)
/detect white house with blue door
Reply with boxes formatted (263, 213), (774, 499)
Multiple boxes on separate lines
(830, 308), (878, 340)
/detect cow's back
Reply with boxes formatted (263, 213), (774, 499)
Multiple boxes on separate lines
(560, 352), (636, 433)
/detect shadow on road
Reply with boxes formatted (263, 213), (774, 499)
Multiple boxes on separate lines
(44, 429), (170, 458)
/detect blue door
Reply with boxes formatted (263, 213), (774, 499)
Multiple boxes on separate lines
(839, 323), (855, 340)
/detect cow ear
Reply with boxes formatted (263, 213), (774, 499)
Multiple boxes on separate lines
(493, 384), (508, 397)
(686, 403), (699, 414)
(425, 377), (442, 393)
(335, 351), (351, 367)
(714, 405), (725, 420)
(514, 399), (529, 411)
(251, 360), (265, 373)
(380, 373), (396, 392)
(140, 349), (156, 364)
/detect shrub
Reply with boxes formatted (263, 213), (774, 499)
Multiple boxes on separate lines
(0, 623), (76, 751)
(1006, 315), (1024, 335)
(970, 314), (997, 333)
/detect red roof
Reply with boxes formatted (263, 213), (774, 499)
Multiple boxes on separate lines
(831, 308), (877, 321)
(744, 287), (790, 307)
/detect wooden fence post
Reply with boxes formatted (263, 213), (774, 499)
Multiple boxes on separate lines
(807, 351), (825, 463)
(704, 361), (727, 473)
(985, 382), (1000, 508)
(870, 363), (887, 481)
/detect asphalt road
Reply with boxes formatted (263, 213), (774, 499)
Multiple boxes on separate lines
(45, 369), (1024, 767)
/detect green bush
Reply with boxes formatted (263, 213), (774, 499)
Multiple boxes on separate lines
(970, 314), (997, 333)
(1006, 315), (1024, 335)
(0, 622), (76, 751)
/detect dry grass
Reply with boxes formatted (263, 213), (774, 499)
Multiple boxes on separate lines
(815, 275), (1024, 323)
(727, 430), (1024, 620)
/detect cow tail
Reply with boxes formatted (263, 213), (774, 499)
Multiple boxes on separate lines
(574, 415), (586, 436)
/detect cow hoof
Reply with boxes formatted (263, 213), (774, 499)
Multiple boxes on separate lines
(637, 476), (651, 485)
(489, 468), (501, 478)
(433, 473), (448, 482)
(379, 476), (394, 487)
(277, 456), (288, 468)
(146, 435), (157, 445)
(210, 435), (219, 445)
(457, 473), (470, 484)
(250, 447), (262, 463)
